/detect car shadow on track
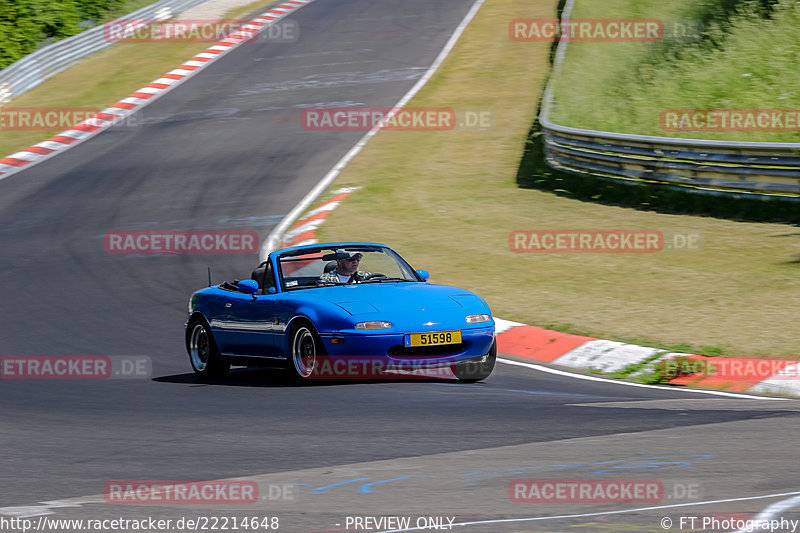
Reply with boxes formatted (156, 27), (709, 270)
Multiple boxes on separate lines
(153, 367), (459, 388)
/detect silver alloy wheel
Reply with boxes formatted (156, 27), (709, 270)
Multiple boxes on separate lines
(292, 326), (317, 378)
(189, 323), (210, 372)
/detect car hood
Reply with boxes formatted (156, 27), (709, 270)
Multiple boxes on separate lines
(308, 282), (488, 315)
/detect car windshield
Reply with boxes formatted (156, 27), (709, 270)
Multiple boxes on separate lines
(278, 246), (419, 290)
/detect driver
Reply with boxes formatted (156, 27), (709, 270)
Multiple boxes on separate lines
(319, 250), (371, 284)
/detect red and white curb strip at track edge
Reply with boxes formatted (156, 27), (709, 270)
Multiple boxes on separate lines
(278, 192), (800, 398)
(280, 187), (361, 247)
(0, 0), (317, 182)
(493, 318), (800, 397)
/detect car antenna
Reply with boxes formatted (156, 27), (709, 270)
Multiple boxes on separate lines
(207, 266), (212, 287)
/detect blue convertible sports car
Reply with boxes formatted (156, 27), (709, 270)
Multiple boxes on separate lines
(185, 242), (496, 382)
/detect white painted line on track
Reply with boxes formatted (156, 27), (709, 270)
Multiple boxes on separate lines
(377, 490), (800, 532)
(497, 358), (792, 401)
(261, 0), (487, 260)
(733, 494), (800, 532)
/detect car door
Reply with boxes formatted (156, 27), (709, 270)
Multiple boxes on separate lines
(219, 291), (275, 356)
(224, 260), (287, 356)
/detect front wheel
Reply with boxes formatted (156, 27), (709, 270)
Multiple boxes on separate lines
(290, 322), (325, 383)
(452, 339), (496, 382)
(187, 319), (230, 379)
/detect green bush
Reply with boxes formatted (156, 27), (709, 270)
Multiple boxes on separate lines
(77, 0), (125, 21)
(0, 0), (129, 71)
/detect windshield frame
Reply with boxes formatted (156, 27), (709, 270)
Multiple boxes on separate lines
(275, 244), (422, 292)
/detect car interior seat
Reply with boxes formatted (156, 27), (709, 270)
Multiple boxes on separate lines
(251, 262), (267, 293)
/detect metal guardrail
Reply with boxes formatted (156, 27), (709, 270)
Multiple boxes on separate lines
(0, 0), (212, 100)
(539, 0), (800, 198)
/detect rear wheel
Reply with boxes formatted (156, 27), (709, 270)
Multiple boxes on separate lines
(187, 319), (230, 379)
(452, 339), (496, 382)
(290, 322), (325, 383)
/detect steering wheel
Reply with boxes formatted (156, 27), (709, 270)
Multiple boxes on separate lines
(363, 273), (387, 280)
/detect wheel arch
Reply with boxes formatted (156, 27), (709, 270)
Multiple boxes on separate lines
(283, 315), (320, 355)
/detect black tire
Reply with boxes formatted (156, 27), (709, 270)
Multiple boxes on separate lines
(289, 321), (326, 383)
(186, 318), (230, 379)
(452, 339), (496, 382)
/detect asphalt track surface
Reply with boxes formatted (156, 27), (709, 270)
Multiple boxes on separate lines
(1, 0), (800, 532)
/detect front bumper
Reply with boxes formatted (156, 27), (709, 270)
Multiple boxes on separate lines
(318, 325), (495, 367)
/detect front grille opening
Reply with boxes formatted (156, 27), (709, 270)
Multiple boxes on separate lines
(387, 342), (468, 357)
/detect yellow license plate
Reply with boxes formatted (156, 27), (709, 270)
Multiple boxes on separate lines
(405, 330), (462, 347)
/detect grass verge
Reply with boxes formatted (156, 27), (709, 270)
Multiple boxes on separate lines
(550, 0), (800, 142)
(315, 0), (800, 359)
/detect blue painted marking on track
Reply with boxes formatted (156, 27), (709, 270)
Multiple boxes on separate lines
(590, 455), (716, 474)
(283, 456), (719, 495)
(357, 478), (409, 493)
(459, 455), (717, 483)
(309, 477), (369, 494)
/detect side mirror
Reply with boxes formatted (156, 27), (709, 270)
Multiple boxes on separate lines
(237, 279), (259, 295)
(267, 286), (277, 294)
(416, 269), (430, 281)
